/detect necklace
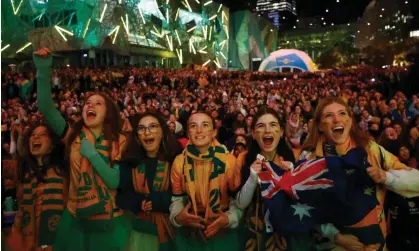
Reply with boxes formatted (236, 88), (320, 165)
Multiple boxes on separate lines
(264, 152), (277, 162)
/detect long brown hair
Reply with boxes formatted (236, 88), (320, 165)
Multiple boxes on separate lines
(19, 123), (67, 182)
(302, 97), (370, 152)
(66, 93), (122, 164)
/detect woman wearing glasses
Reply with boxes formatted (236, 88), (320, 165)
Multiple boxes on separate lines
(169, 112), (242, 251)
(116, 112), (181, 251)
(33, 48), (130, 251)
(235, 107), (312, 251)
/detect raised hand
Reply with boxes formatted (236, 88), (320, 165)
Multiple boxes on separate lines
(250, 159), (263, 174)
(33, 48), (52, 69)
(33, 48), (51, 57)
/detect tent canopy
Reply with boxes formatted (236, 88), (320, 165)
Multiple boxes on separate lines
(259, 49), (316, 72)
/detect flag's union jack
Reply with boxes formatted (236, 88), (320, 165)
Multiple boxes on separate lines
(258, 158), (334, 200)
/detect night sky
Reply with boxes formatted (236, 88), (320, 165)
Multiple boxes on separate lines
(297, 0), (370, 23)
(221, 0), (371, 25)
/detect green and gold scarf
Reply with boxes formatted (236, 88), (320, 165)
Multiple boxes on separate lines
(10, 167), (65, 249)
(132, 160), (174, 244)
(75, 127), (119, 220)
(183, 140), (228, 223)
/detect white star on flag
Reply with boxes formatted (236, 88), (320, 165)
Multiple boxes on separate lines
(364, 187), (374, 196)
(291, 203), (314, 220)
(345, 169), (355, 175)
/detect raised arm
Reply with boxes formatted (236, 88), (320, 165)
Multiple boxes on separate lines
(33, 49), (67, 137)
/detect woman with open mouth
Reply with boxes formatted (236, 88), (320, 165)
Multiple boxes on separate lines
(115, 112), (181, 251)
(301, 97), (419, 251)
(33, 48), (130, 251)
(6, 124), (68, 251)
(169, 112), (242, 251)
(234, 107), (311, 251)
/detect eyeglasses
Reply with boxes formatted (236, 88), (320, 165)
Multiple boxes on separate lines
(137, 124), (160, 135)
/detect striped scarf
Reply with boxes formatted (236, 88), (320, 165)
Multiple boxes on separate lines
(183, 140), (228, 223)
(132, 161), (174, 244)
(75, 127), (119, 220)
(9, 167), (65, 250)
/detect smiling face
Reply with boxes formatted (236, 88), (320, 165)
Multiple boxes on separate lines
(137, 116), (162, 157)
(399, 146), (410, 161)
(188, 113), (217, 151)
(29, 126), (54, 158)
(319, 102), (353, 145)
(252, 114), (282, 154)
(82, 94), (106, 129)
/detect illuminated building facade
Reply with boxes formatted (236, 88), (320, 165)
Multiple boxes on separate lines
(1, 0), (230, 68)
(256, 0), (296, 15)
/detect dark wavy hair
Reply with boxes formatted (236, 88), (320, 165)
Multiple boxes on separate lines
(240, 106), (295, 188)
(19, 123), (67, 182)
(123, 112), (181, 164)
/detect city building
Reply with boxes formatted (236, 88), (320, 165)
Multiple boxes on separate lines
(277, 23), (356, 61)
(356, 0), (413, 49)
(256, 0), (296, 14)
(255, 0), (297, 30)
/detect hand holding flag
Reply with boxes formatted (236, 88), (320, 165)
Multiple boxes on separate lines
(257, 148), (385, 246)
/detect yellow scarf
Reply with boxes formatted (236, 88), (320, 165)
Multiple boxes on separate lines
(183, 140), (228, 223)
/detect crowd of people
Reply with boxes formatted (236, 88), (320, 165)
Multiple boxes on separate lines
(1, 48), (419, 251)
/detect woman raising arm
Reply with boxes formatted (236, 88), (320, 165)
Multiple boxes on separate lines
(34, 48), (130, 251)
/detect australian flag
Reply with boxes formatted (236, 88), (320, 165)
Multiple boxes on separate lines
(258, 147), (385, 245)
